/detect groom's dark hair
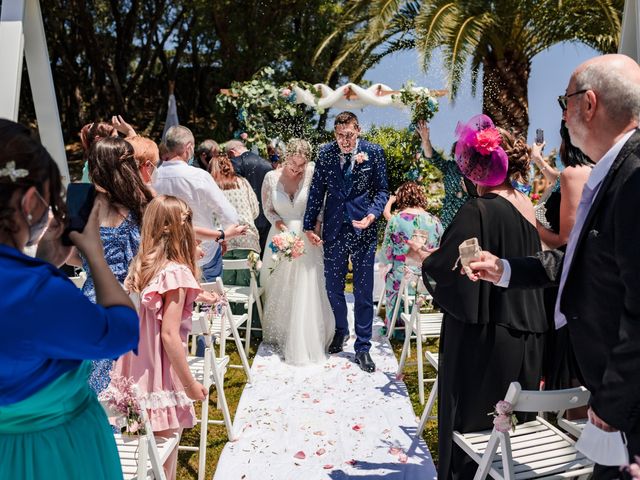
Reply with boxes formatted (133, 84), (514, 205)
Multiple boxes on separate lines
(334, 111), (359, 129)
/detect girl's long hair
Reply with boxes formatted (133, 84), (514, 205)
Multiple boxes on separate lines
(126, 195), (199, 293)
(88, 137), (154, 225)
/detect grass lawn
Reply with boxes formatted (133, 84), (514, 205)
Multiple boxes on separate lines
(177, 313), (440, 479)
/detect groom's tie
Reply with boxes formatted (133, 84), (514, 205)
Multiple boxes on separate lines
(342, 153), (352, 190)
(341, 153), (353, 179)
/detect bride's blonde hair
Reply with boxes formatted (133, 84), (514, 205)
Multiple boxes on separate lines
(126, 195), (199, 293)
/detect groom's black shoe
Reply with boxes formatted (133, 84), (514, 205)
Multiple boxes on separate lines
(328, 333), (348, 354)
(354, 351), (376, 373)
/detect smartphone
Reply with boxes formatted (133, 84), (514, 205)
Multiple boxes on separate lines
(62, 183), (96, 246)
(535, 128), (544, 145)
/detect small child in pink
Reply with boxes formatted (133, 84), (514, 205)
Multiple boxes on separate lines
(112, 195), (219, 480)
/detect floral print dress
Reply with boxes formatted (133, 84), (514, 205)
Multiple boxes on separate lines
(380, 211), (443, 327)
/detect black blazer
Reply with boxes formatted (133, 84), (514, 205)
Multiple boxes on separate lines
(509, 130), (640, 433)
(231, 151), (273, 229)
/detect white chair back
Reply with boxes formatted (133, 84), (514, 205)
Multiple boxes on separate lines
(505, 382), (590, 413)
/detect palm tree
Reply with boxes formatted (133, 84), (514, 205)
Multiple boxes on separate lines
(316, 0), (623, 136)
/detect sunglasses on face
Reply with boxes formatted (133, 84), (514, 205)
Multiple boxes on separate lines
(557, 89), (588, 111)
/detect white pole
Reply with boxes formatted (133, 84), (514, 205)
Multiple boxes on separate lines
(619, 0), (640, 62)
(23, 0), (68, 183)
(0, 0), (26, 121)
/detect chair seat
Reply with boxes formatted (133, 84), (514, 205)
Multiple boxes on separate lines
(187, 355), (230, 383)
(454, 418), (593, 479)
(210, 312), (248, 336)
(115, 431), (180, 480)
(556, 417), (587, 439)
(224, 285), (263, 305)
(400, 312), (443, 338)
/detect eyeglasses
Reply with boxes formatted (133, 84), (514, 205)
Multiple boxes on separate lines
(557, 89), (588, 111)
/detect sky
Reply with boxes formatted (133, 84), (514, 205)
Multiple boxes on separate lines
(347, 42), (600, 155)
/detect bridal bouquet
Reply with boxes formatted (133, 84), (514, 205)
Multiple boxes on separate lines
(268, 231), (305, 271)
(99, 375), (146, 435)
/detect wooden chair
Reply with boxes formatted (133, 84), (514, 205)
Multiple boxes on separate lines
(103, 402), (180, 480)
(182, 310), (236, 480)
(199, 278), (252, 381)
(221, 257), (264, 353)
(416, 351), (439, 438)
(453, 382), (593, 480)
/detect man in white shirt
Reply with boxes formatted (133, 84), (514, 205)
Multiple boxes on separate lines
(154, 125), (242, 281)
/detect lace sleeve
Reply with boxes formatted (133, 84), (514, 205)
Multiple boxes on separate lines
(261, 171), (283, 224)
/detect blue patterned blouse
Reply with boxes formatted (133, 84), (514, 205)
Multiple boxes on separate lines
(80, 212), (140, 394)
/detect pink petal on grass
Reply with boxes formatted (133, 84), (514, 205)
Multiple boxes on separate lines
(399, 453), (408, 463)
(293, 451), (306, 460)
(323, 465), (333, 470)
(352, 424), (364, 431)
(326, 409), (335, 414)
(316, 448), (326, 456)
(313, 399), (320, 404)
(301, 393), (310, 398)
(345, 459), (357, 466)
(313, 431), (325, 436)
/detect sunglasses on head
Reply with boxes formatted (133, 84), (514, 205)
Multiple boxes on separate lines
(557, 89), (588, 111)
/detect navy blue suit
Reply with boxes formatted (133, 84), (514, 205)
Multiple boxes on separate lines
(303, 139), (389, 352)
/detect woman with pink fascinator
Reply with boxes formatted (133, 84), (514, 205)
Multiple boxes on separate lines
(408, 115), (547, 480)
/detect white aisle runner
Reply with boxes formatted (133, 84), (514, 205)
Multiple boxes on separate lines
(214, 301), (437, 480)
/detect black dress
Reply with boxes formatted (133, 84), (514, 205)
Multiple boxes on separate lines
(538, 184), (577, 389)
(422, 194), (547, 480)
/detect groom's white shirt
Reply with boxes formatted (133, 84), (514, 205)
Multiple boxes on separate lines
(339, 139), (359, 170)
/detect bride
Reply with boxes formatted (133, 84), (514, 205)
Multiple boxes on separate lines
(260, 138), (335, 365)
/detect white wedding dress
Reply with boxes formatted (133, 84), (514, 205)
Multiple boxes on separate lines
(260, 164), (335, 365)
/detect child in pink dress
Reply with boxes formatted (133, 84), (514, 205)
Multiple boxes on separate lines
(112, 195), (219, 480)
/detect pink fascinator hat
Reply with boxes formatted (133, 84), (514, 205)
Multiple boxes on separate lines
(454, 114), (508, 187)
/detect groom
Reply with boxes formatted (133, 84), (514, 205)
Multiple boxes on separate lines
(303, 112), (389, 373)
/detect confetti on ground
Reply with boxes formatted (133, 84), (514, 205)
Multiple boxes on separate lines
(214, 312), (436, 480)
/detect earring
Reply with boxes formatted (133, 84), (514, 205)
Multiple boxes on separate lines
(26, 213), (33, 223)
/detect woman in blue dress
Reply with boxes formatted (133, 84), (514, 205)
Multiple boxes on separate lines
(0, 119), (139, 479)
(67, 137), (154, 394)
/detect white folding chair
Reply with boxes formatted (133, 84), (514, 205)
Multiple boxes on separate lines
(556, 414), (587, 439)
(387, 267), (431, 339)
(416, 351), (439, 438)
(182, 311), (236, 480)
(396, 279), (441, 405)
(199, 278), (252, 382)
(220, 257), (264, 353)
(103, 402), (180, 480)
(453, 382), (593, 480)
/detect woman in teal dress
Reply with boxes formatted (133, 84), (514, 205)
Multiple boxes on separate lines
(0, 120), (139, 480)
(380, 181), (443, 331)
(417, 121), (474, 229)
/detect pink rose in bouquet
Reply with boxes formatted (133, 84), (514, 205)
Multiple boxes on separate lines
(268, 231), (306, 272)
(495, 400), (513, 415)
